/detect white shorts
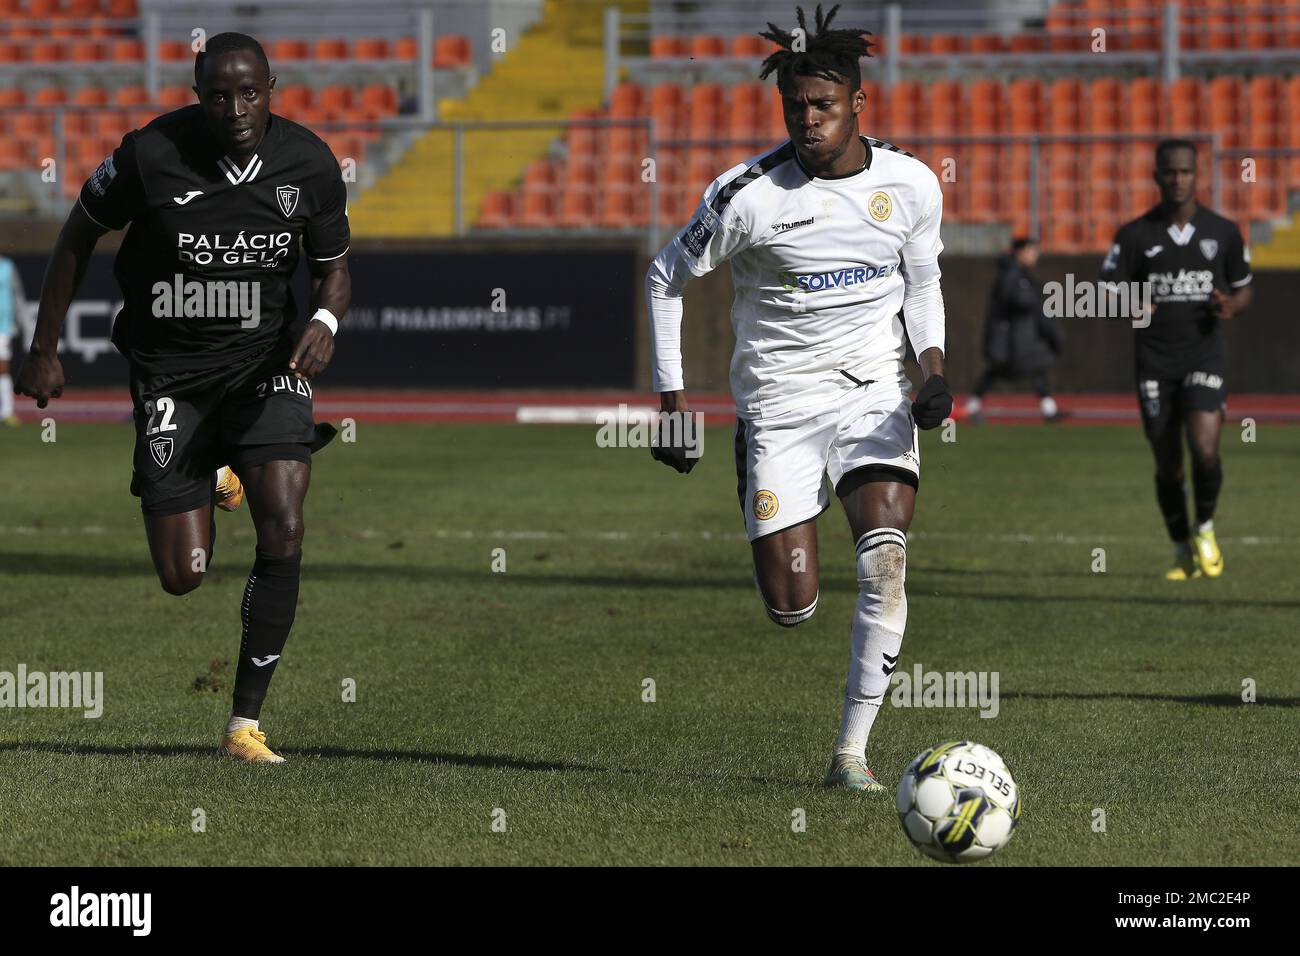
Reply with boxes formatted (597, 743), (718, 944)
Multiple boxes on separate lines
(0, 333), (10, 362)
(733, 373), (920, 541)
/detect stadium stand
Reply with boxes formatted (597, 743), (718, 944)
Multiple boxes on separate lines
(1, 0), (1298, 257)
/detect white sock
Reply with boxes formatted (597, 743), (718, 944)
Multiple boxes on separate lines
(1196, 519), (1213, 535)
(965, 395), (982, 415)
(225, 714), (258, 734)
(0, 374), (12, 419)
(835, 528), (908, 760)
(1040, 395), (1058, 418)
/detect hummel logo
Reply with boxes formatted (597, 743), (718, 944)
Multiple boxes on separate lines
(882, 651), (900, 676)
(251, 655), (280, 668)
(173, 190), (203, 205)
(773, 216), (814, 234)
(1144, 245), (1163, 258)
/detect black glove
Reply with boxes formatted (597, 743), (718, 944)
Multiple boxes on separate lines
(650, 439), (700, 474)
(650, 411), (701, 474)
(911, 374), (952, 430)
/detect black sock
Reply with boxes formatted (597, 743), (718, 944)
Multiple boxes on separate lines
(1191, 457), (1223, 526)
(232, 549), (302, 720)
(1155, 474), (1190, 542)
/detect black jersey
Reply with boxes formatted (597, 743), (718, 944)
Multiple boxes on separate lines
(79, 106), (349, 392)
(1100, 204), (1250, 378)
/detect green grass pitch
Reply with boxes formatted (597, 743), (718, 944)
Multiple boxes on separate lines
(1, 419), (1297, 865)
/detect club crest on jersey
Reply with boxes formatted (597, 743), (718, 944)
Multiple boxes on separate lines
(276, 185), (300, 218)
(1199, 238), (1218, 260)
(149, 436), (173, 468)
(753, 489), (779, 521)
(868, 191), (892, 222)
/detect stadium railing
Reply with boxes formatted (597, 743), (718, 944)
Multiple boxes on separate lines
(610, 1), (1300, 96)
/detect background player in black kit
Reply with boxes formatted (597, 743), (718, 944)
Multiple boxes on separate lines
(15, 33), (351, 762)
(1101, 139), (1251, 581)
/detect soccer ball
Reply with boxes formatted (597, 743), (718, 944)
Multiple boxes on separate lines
(896, 740), (1021, 863)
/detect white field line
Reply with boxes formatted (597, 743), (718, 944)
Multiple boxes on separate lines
(2, 526), (1288, 546)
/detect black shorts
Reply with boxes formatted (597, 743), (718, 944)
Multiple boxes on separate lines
(129, 359), (318, 516)
(1136, 368), (1227, 441)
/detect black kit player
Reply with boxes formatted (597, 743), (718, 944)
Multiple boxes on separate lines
(1101, 139), (1251, 580)
(15, 33), (351, 761)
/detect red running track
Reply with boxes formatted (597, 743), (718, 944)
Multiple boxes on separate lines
(9, 389), (1300, 424)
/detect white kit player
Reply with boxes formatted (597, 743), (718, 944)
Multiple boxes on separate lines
(645, 5), (953, 791)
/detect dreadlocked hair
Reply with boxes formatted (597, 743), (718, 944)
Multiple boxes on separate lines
(758, 4), (873, 93)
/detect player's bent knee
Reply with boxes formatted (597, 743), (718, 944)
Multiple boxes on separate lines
(764, 592), (818, 628)
(158, 566), (204, 596)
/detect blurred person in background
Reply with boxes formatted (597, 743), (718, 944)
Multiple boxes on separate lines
(0, 253), (24, 426)
(964, 237), (1063, 424)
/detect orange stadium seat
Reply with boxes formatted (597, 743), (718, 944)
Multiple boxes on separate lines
(1007, 78), (1042, 135)
(32, 41), (65, 63)
(271, 39), (309, 61)
(360, 84), (398, 116)
(558, 190), (596, 229)
(1009, 33), (1046, 53)
(968, 33), (1004, 54)
(353, 38), (389, 61)
(688, 84), (725, 137)
(1125, 77), (1161, 133)
(689, 35), (726, 60)
(110, 39), (143, 61)
(650, 36), (684, 59)
(0, 42), (24, 63)
(888, 81), (921, 136)
(764, 86), (787, 140)
(33, 87), (69, 106)
(113, 85), (148, 106)
(70, 41), (104, 62)
(318, 85), (355, 114)
(434, 35), (470, 68)
(392, 37), (418, 60)
(313, 39), (348, 61)
(731, 35), (774, 58)
(519, 191), (555, 228)
(1085, 78), (1121, 134)
(1208, 76), (1242, 147)
(158, 87), (192, 108)
(610, 82), (645, 118)
(158, 40), (189, 62)
(107, 0), (139, 15)
(71, 87), (109, 107)
(478, 190), (513, 229)
(597, 187), (636, 228)
(928, 34), (964, 55)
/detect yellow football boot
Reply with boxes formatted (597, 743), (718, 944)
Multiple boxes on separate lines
(214, 465), (244, 512)
(220, 727), (286, 764)
(1165, 546), (1200, 581)
(1193, 527), (1224, 578)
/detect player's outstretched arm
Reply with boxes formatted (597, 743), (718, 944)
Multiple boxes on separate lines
(290, 252), (351, 381)
(646, 240), (701, 474)
(15, 202), (107, 407)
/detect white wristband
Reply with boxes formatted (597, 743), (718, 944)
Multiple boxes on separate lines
(311, 308), (338, 335)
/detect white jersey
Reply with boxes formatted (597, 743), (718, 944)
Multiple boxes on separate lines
(647, 135), (946, 420)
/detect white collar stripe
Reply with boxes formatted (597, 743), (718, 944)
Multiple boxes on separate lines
(1167, 222), (1196, 245)
(219, 153), (261, 186)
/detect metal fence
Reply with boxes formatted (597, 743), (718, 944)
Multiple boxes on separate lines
(7, 113), (1298, 254)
